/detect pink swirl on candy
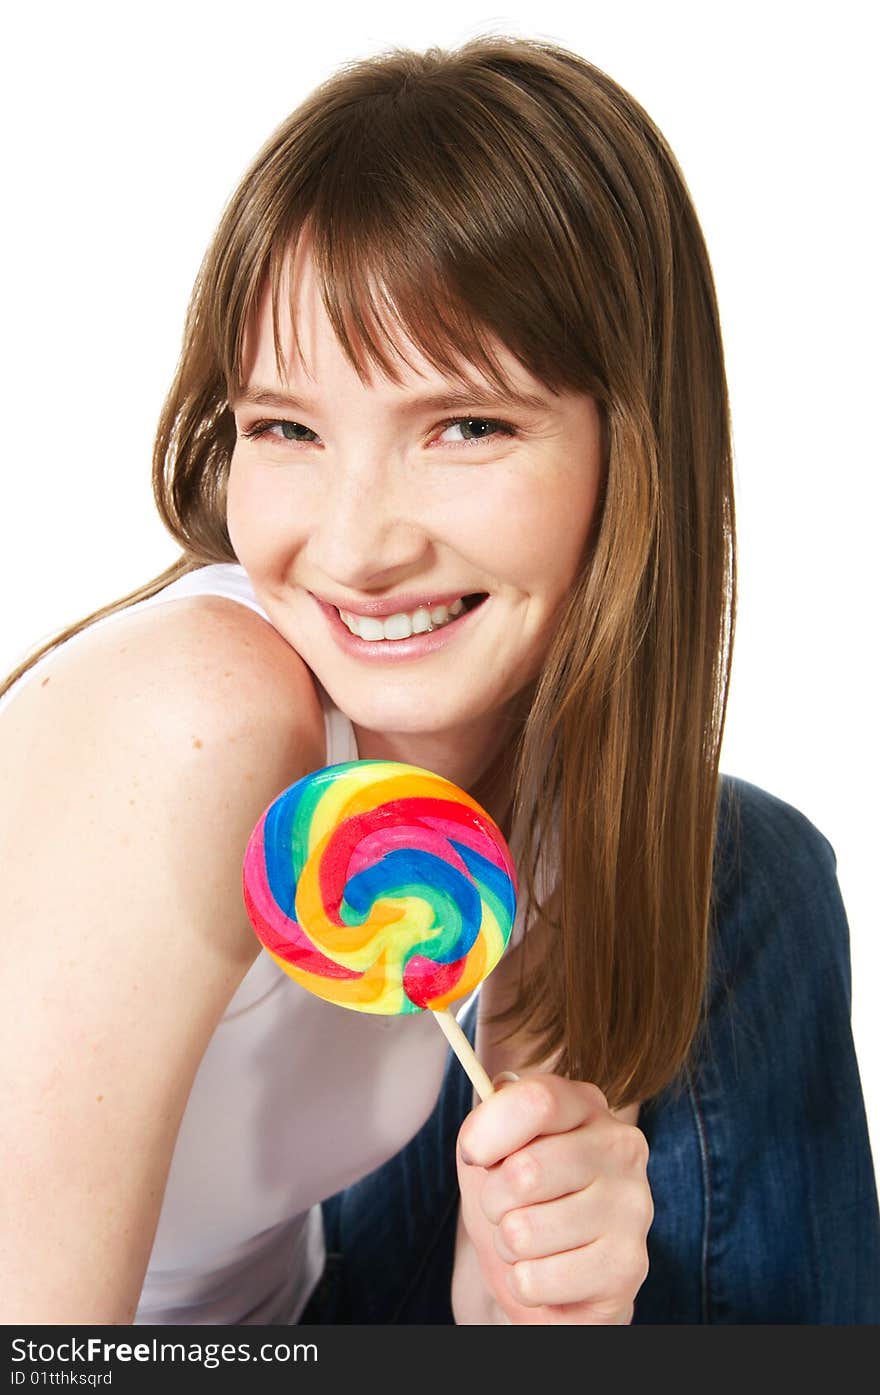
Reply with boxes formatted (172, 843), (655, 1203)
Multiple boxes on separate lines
(242, 759), (517, 1016)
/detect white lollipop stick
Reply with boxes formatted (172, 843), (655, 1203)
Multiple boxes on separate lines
(432, 1008), (495, 1101)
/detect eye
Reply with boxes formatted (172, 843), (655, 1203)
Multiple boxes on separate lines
(435, 417), (516, 447)
(240, 419), (319, 444)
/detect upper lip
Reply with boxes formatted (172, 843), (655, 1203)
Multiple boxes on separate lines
(312, 591), (483, 619)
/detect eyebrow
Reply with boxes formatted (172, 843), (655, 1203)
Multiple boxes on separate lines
(231, 384), (553, 414)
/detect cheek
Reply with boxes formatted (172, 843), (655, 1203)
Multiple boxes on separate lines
(226, 456), (297, 568)
(225, 453), (254, 547)
(473, 471), (598, 597)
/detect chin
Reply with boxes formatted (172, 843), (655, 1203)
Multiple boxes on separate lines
(341, 695), (464, 736)
(327, 680), (493, 739)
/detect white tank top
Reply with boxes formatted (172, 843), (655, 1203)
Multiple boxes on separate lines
(2, 562), (544, 1325)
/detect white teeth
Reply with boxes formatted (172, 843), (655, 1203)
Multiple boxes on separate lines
(337, 596), (473, 642)
(382, 613), (413, 641)
(356, 616), (386, 642)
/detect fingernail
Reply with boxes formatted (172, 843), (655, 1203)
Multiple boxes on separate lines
(493, 1071), (520, 1087)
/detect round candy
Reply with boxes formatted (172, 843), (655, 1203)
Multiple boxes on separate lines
(242, 759), (518, 1015)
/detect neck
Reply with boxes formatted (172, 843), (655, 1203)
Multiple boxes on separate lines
(352, 686), (535, 836)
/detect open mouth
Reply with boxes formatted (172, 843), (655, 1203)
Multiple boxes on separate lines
(337, 593), (488, 643)
(459, 593), (488, 615)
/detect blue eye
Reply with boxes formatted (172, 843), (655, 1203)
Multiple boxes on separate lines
(241, 420), (318, 444)
(436, 418), (516, 446)
(238, 415), (517, 449)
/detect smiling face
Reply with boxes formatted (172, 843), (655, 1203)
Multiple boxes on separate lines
(226, 245), (604, 788)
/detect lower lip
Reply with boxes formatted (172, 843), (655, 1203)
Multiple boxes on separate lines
(313, 596), (487, 662)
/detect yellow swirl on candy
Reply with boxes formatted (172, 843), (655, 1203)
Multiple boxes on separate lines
(242, 760), (517, 1014)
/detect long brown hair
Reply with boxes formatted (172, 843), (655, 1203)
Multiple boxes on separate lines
(2, 36), (735, 1106)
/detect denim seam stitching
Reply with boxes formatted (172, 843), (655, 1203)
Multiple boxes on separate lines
(685, 1065), (712, 1323)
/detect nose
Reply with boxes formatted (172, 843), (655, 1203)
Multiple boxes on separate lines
(304, 451), (431, 592)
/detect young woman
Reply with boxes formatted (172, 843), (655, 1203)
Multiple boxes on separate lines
(1, 35), (877, 1325)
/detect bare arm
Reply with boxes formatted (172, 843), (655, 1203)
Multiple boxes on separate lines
(0, 598), (323, 1322)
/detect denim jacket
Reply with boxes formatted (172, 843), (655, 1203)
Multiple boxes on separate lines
(314, 776), (880, 1324)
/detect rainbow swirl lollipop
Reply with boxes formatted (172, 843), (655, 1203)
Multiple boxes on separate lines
(242, 759), (518, 1095)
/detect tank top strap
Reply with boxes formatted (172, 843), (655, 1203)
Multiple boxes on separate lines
(143, 561), (271, 618)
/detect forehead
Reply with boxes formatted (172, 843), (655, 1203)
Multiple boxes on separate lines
(239, 237), (547, 401)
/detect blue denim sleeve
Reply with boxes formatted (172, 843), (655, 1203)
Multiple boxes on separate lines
(634, 775), (880, 1323)
(309, 775), (880, 1324)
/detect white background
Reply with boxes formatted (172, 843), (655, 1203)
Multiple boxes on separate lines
(2, 2), (877, 1174)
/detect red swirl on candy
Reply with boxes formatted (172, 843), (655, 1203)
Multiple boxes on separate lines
(242, 759), (517, 1014)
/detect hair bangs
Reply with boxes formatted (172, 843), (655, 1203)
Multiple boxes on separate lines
(227, 66), (603, 404)
(262, 223), (566, 407)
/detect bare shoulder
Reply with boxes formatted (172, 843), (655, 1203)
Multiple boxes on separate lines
(0, 595), (326, 1319)
(2, 592), (326, 959)
(7, 591), (322, 734)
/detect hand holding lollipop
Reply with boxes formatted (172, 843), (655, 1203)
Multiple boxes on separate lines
(242, 759), (517, 1099)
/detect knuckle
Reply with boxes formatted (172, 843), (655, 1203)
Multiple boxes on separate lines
(499, 1207), (532, 1258)
(633, 1128), (650, 1169)
(509, 1259), (538, 1306)
(518, 1078), (557, 1128)
(640, 1186), (655, 1233)
(502, 1147), (541, 1198)
(617, 1239), (650, 1293)
(622, 1179), (654, 1234)
(612, 1124), (650, 1172)
(581, 1081), (609, 1114)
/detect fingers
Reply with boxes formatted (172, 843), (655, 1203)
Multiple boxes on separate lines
(491, 1174), (652, 1263)
(459, 1074), (609, 1167)
(468, 1105), (649, 1225)
(504, 1233), (651, 1312)
(475, 1131), (597, 1221)
(454, 1074), (654, 1323)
